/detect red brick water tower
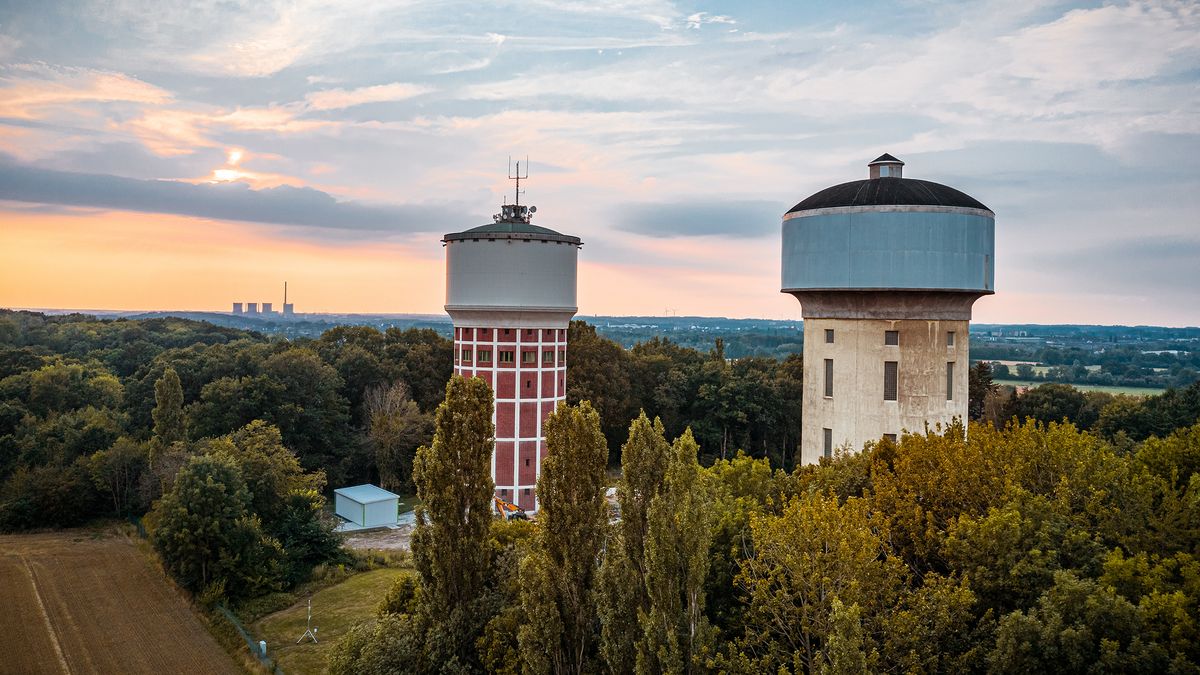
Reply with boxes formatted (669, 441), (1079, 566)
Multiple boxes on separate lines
(443, 164), (581, 512)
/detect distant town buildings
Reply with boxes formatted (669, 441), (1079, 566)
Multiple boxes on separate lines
(443, 166), (581, 513)
(781, 154), (996, 464)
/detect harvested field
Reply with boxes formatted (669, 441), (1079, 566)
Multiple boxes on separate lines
(0, 528), (239, 675)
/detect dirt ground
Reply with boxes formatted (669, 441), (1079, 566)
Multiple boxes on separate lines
(339, 523), (414, 551)
(0, 528), (240, 675)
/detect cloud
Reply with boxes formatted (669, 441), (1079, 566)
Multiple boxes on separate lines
(305, 82), (433, 111)
(686, 12), (735, 29)
(614, 200), (783, 238)
(0, 155), (472, 236)
(0, 64), (171, 119)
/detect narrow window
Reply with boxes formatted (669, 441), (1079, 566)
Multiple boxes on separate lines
(825, 328), (834, 344)
(558, 349), (566, 364)
(947, 331), (956, 347)
(884, 361), (898, 400)
(543, 350), (554, 363)
(884, 433), (897, 443)
(499, 350), (514, 363)
(504, 328), (511, 335)
(946, 362), (955, 400)
(823, 428), (833, 459)
(525, 329), (534, 337)
(522, 351), (536, 364)
(526, 379), (532, 389)
(824, 359), (833, 398)
(478, 350), (492, 363)
(524, 488), (531, 495)
(885, 330), (899, 346)
(525, 458), (530, 466)
(461, 348), (472, 362)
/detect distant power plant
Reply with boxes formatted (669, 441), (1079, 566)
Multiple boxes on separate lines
(781, 154), (995, 464)
(443, 161), (581, 513)
(230, 282), (298, 318)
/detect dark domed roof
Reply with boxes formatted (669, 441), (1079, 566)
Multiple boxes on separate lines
(788, 177), (991, 214)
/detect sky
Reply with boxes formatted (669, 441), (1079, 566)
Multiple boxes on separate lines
(0, 0), (1197, 325)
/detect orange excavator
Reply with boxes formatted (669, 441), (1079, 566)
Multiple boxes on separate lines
(494, 495), (528, 521)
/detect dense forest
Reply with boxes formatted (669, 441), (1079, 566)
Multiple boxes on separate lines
(2, 309), (1199, 673)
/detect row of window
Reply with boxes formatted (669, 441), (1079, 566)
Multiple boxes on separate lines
(823, 329), (957, 347)
(823, 359), (956, 400)
(459, 348), (565, 364)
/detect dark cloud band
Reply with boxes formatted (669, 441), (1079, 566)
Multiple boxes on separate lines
(614, 200), (784, 238)
(0, 155), (471, 235)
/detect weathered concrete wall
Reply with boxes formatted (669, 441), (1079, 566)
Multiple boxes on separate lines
(800, 316), (969, 465)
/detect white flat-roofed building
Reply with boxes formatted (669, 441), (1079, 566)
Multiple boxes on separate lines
(334, 484), (400, 528)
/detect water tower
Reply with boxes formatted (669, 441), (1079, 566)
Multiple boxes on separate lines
(443, 162), (582, 512)
(782, 154), (995, 464)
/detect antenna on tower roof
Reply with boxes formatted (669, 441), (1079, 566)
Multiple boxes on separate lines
(508, 156), (529, 207)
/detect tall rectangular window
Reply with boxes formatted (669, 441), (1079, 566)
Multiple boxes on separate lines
(884, 361), (898, 400)
(823, 428), (833, 459)
(461, 348), (472, 362)
(543, 350), (555, 364)
(947, 331), (956, 347)
(825, 328), (835, 343)
(884, 330), (899, 346)
(824, 359), (833, 397)
(946, 362), (955, 400)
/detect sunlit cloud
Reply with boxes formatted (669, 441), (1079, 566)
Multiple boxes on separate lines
(305, 82), (433, 111)
(0, 65), (171, 119)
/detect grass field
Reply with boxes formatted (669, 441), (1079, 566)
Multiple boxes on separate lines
(995, 379), (1165, 396)
(0, 528), (239, 675)
(252, 567), (412, 674)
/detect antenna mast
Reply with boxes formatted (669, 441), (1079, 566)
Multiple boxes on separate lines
(508, 156), (529, 207)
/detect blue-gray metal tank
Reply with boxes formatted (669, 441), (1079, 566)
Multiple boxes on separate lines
(782, 155), (995, 314)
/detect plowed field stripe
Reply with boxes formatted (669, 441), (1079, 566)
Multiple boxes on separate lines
(20, 556), (70, 674)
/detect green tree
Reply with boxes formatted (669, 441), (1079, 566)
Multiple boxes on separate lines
(364, 381), (431, 492)
(731, 493), (905, 672)
(598, 412), (672, 673)
(639, 428), (715, 674)
(149, 454), (282, 601)
(152, 367), (186, 460)
(411, 374), (496, 670)
(518, 401), (608, 674)
(969, 361), (998, 421)
(88, 437), (148, 516)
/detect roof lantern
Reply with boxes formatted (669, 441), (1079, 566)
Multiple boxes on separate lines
(868, 153), (904, 179)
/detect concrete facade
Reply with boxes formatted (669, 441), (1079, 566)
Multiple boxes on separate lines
(799, 315), (969, 465)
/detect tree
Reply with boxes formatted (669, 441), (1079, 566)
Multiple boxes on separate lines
(639, 428), (715, 674)
(968, 362), (998, 421)
(411, 374), (496, 670)
(149, 454), (282, 601)
(152, 367), (186, 460)
(88, 437), (148, 516)
(364, 381), (431, 492)
(598, 412), (672, 673)
(518, 401), (608, 674)
(732, 493), (905, 672)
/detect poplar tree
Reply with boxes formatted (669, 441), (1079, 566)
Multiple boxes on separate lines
(639, 428), (715, 674)
(151, 367), (185, 462)
(411, 374), (496, 670)
(598, 411), (672, 673)
(519, 401), (609, 675)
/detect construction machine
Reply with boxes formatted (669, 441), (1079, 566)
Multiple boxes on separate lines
(494, 495), (528, 520)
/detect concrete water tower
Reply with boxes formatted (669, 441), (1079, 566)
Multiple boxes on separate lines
(443, 162), (582, 512)
(782, 154), (995, 464)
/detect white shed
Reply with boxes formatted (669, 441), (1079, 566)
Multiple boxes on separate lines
(334, 484), (399, 528)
